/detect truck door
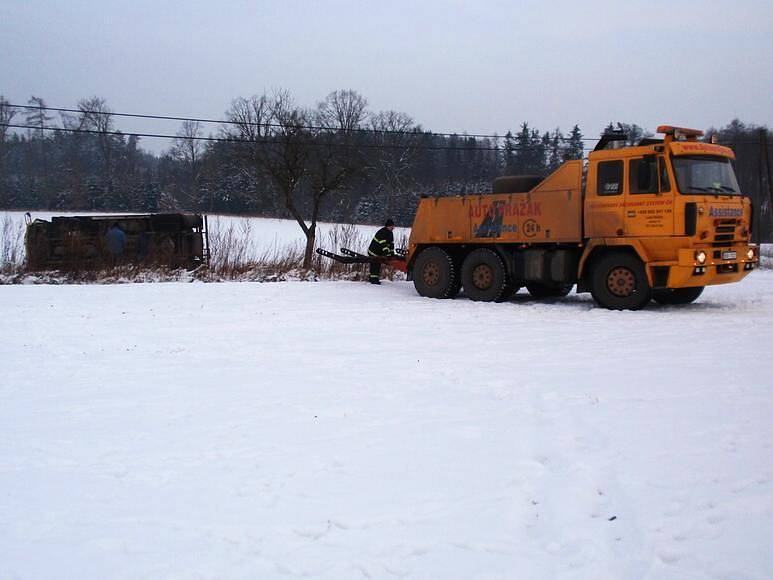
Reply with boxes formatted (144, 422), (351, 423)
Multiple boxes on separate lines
(624, 155), (674, 237)
(585, 159), (625, 237)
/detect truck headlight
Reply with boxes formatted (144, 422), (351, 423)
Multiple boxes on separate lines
(747, 248), (755, 260)
(696, 251), (707, 264)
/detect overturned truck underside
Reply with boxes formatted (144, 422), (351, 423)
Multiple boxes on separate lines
(25, 213), (208, 271)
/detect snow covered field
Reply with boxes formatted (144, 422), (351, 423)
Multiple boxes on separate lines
(2, 272), (773, 579)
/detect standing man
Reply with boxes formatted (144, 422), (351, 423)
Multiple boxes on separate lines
(104, 222), (127, 266)
(368, 219), (395, 285)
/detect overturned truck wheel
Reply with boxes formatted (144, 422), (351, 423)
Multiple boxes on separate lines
(412, 246), (457, 299)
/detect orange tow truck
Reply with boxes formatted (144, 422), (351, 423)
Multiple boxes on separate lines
(405, 125), (758, 309)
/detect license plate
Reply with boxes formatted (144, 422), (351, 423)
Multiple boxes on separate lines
(722, 251), (737, 260)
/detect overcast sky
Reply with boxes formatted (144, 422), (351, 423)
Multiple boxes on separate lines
(2, 0), (772, 152)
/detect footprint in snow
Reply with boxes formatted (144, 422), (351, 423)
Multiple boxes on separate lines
(658, 549), (684, 564)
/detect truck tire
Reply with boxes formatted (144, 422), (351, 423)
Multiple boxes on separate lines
(526, 282), (574, 299)
(461, 248), (508, 302)
(652, 286), (704, 305)
(492, 175), (544, 194)
(590, 251), (651, 310)
(412, 246), (457, 299)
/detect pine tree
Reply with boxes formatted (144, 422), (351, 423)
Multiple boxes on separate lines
(548, 128), (563, 171)
(564, 125), (584, 161)
(513, 122), (531, 173)
(531, 129), (546, 173)
(503, 131), (515, 174)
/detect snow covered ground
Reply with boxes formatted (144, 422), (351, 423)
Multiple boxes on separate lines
(2, 272), (773, 579)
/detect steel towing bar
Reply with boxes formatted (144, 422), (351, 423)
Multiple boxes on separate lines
(316, 248), (363, 264)
(339, 247), (407, 270)
(339, 247), (407, 271)
(316, 247), (407, 272)
(340, 247), (407, 259)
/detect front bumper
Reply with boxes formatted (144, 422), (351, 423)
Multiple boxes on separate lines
(652, 245), (758, 288)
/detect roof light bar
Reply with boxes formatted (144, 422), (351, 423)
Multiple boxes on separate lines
(657, 125), (704, 138)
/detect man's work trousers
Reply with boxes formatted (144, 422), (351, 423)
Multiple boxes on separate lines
(369, 260), (381, 282)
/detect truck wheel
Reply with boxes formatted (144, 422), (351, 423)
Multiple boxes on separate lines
(461, 248), (508, 302)
(492, 175), (544, 194)
(652, 286), (704, 305)
(526, 282), (574, 299)
(412, 246), (457, 299)
(590, 251), (651, 310)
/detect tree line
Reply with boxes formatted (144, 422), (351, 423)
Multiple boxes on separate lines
(0, 92), (771, 264)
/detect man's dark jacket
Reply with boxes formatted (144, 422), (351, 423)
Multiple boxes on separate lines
(368, 227), (394, 257)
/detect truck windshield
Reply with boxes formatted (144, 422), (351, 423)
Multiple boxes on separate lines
(671, 155), (741, 195)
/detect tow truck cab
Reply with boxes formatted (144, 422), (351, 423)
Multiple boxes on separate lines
(581, 125), (756, 290)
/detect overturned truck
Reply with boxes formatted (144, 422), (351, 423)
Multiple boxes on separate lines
(25, 213), (209, 271)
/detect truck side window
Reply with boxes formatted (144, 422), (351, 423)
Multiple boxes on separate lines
(597, 160), (623, 196)
(658, 156), (671, 192)
(629, 157), (658, 194)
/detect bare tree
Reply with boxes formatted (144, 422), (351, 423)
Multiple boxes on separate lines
(0, 96), (16, 198)
(23, 96), (55, 201)
(226, 90), (316, 267)
(24, 96), (53, 140)
(57, 110), (89, 207)
(304, 90), (368, 264)
(78, 96), (115, 191)
(370, 110), (417, 216)
(0, 96), (16, 144)
(170, 120), (204, 206)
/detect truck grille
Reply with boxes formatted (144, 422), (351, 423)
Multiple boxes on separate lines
(712, 219), (739, 246)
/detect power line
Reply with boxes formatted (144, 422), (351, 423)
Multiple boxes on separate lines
(4, 122), (757, 156)
(10, 102), (599, 142)
(0, 123), (596, 152)
(10, 102), (763, 147)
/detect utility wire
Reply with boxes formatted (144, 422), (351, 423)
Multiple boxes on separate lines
(11, 102), (602, 142)
(11, 103), (763, 146)
(4, 122), (752, 152)
(0, 123), (596, 152)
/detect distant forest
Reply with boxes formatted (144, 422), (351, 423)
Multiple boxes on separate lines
(1, 92), (771, 240)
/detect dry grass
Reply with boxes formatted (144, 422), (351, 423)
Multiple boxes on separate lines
(314, 223), (369, 279)
(205, 217), (307, 279)
(0, 213), (25, 274)
(207, 217), (259, 276)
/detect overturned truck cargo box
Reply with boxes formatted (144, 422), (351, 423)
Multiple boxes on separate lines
(25, 213), (209, 271)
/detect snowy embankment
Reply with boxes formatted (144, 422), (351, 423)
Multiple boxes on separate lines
(1, 211), (408, 265)
(1, 273), (772, 579)
(760, 243), (773, 268)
